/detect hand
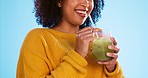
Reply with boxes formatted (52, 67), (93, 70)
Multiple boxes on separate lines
(98, 37), (120, 72)
(75, 27), (94, 57)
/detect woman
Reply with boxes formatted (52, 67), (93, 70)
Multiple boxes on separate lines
(17, 0), (124, 78)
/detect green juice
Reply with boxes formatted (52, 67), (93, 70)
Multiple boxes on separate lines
(92, 37), (114, 61)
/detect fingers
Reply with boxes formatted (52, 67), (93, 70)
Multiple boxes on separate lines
(98, 59), (116, 65)
(76, 27), (94, 42)
(93, 28), (102, 32)
(106, 53), (118, 59)
(108, 45), (120, 53)
(98, 52), (118, 65)
(77, 27), (102, 36)
(75, 27), (95, 57)
(77, 27), (93, 36)
(98, 36), (119, 71)
(110, 37), (117, 46)
(77, 29), (93, 39)
(98, 61), (110, 65)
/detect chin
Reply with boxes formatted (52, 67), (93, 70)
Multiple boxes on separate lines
(80, 18), (86, 23)
(75, 19), (87, 26)
(77, 22), (84, 26)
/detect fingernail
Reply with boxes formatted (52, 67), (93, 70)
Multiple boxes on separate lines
(90, 30), (93, 33)
(98, 62), (102, 64)
(107, 53), (111, 56)
(108, 46), (112, 49)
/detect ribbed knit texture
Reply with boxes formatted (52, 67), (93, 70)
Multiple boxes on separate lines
(16, 28), (124, 78)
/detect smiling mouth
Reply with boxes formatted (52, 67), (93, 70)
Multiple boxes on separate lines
(75, 9), (88, 17)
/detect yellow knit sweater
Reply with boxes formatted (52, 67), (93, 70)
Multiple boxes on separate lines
(17, 28), (124, 78)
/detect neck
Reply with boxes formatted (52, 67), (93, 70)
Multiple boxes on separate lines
(52, 22), (80, 34)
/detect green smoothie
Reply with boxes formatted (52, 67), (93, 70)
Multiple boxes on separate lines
(92, 37), (114, 61)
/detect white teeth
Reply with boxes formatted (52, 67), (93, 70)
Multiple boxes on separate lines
(76, 10), (87, 14)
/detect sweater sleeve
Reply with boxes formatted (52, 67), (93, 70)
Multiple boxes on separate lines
(51, 50), (88, 78)
(16, 29), (88, 78)
(104, 61), (125, 78)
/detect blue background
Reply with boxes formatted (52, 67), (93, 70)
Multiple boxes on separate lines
(0, 0), (148, 78)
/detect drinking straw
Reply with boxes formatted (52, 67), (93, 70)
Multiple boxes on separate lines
(89, 15), (95, 28)
(109, 30), (112, 37)
(89, 15), (99, 38)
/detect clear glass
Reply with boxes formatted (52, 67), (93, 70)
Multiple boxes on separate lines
(88, 15), (114, 61)
(92, 30), (114, 62)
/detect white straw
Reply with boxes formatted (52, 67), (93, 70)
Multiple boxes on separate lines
(89, 15), (99, 38)
(109, 30), (112, 37)
(89, 15), (95, 28)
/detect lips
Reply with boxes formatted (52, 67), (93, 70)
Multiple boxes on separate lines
(76, 10), (87, 14)
(75, 9), (88, 17)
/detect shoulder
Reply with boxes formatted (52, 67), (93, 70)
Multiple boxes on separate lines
(22, 28), (54, 48)
(26, 28), (53, 37)
(24, 28), (59, 42)
(27, 28), (48, 34)
(23, 28), (52, 41)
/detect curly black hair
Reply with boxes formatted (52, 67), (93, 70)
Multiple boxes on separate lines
(34, 0), (104, 28)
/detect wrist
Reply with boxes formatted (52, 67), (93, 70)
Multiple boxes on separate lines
(75, 50), (86, 57)
(105, 64), (116, 73)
